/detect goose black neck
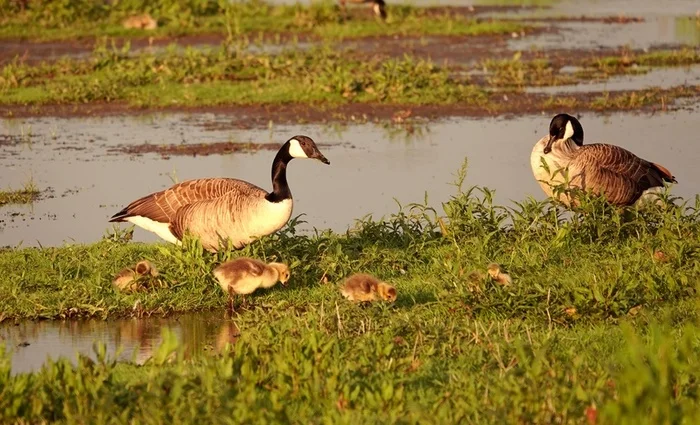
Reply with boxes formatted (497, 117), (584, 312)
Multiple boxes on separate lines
(266, 144), (293, 203)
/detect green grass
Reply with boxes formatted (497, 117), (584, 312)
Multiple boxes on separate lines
(0, 180), (39, 206)
(4, 42), (700, 111)
(481, 48), (700, 90)
(0, 0), (528, 41)
(0, 43), (488, 107)
(1, 165), (700, 422)
(585, 48), (700, 73)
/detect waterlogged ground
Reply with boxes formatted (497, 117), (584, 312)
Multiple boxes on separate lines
(1, 1), (700, 422)
(1, 107), (699, 247)
(1, 313), (237, 374)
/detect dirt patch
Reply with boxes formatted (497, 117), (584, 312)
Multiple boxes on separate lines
(4, 85), (698, 127)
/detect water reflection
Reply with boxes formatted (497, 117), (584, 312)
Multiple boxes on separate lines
(0, 313), (239, 374)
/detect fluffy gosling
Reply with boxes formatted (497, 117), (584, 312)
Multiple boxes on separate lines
(340, 273), (397, 303)
(213, 258), (290, 311)
(122, 13), (158, 30)
(113, 260), (158, 292)
(487, 263), (512, 286)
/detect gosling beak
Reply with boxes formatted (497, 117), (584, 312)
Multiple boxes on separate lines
(543, 135), (555, 155)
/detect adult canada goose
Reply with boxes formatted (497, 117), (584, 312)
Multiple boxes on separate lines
(213, 257), (290, 311)
(531, 113), (677, 206)
(340, 0), (387, 21)
(340, 273), (397, 302)
(109, 135), (330, 252)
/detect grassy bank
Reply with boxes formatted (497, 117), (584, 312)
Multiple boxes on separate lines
(0, 302), (699, 423)
(0, 42), (488, 107)
(1, 165), (699, 321)
(1, 172), (700, 422)
(0, 0), (526, 41)
(2, 42), (699, 113)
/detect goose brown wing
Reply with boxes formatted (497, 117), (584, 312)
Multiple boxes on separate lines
(110, 178), (251, 223)
(576, 144), (672, 205)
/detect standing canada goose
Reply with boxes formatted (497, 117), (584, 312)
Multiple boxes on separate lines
(109, 136), (330, 252)
(340, 0), (387, 21)
(113, 260), (159, 292)
(340, 273), (397, 302)
(213, 257), (290, 311)
(531, 113), (677, 206)
(486, 263), (512, 286)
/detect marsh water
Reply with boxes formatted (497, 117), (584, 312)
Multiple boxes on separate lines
(0, 313), (239, 374)
(1, 108), (699, 248)
(2, 0), (700, 373)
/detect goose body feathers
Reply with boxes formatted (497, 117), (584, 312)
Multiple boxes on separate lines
(110, 136), (329, 251)
(531, 114), (676, 206)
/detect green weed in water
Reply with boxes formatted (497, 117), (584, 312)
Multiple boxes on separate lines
(0, 180), (39, 206)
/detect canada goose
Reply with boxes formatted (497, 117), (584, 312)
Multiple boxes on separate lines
(340, 0), (387, 21)
(109, 136), (330, 252)
(531, 113), (677, 206)
(122, 14), (158, 30)
(486, 263), (512, 286)
(213, 257), (290, 311)
(113, 260), (158, 292)
(340, 273), (397, 302)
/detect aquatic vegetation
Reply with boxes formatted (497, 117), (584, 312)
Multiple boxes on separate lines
(585, 48), (700, 74)
(0, 180), (39, 206)
(0, 42), (487, 107)
(481, 53), (578, 88)
(3, 42), (700, 112)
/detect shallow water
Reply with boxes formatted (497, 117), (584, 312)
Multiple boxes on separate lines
(1, 107), (698, 247)
(0, 313), (238, 374)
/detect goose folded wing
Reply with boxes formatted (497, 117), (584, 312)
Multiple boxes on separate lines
(578, 144), (669, 191)
(111, 178), (246, 223)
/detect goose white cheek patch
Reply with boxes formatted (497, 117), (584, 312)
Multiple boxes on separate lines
(563, 121), (574, 141)
(288, 139), (308, 158)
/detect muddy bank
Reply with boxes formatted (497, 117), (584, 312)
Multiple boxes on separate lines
(3, 85), (698, 125)
(109, 140), (341, 157)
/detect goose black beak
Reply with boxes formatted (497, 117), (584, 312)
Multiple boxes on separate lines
(314, 152), (330, 165)
(543, 135), (555, 155)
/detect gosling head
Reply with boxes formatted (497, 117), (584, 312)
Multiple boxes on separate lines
(135, 260), (157, 277)
(287, 135), (330, 165)
(377, 282), (397, 302)
(543, 113), (584, 154)
(486, 263), (502, 279)
(269, 262), (291, 286)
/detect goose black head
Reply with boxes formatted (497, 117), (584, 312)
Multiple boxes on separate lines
(287, 135), (330, 165)
(544, 113), (584, 154)
(373, 0), (387, 20)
